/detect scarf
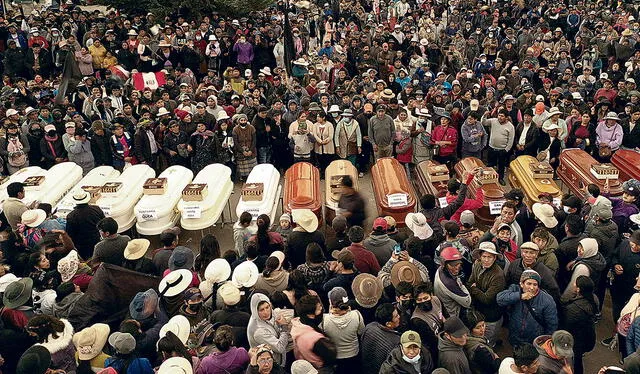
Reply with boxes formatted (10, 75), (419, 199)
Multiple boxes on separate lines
(45, 134), (59, 158)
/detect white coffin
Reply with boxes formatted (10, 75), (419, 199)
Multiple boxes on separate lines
(0, 166), (47, 210)
(135, 165), (193, 236)
(178, 164), (233, 231)
(25, 162), (83, 207)
(55, 166), (121, 217)
(235, 164), (281, 224)
(94, 164), (156, 233)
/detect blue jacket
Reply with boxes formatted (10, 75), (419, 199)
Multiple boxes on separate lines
(496, 284), (558, 346)
(626, 314), (640, 356)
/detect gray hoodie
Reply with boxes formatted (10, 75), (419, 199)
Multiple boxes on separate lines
(246, 293), (290, 366)
(319, 310), (364, 359)
(363, 233), (397, 267)
(437, 332), (471, 374)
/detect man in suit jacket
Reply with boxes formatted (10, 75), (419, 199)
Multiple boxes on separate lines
(134, 119), (159, 169)
(514, 108), (540, 157)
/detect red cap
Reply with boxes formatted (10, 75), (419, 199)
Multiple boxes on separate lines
(373, 217), (389, 231)
(543, 78), (552, 84)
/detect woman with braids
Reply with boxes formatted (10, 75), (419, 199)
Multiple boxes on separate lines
(561, 275), (598, 374)
(198, 325), (250, 373)
(254, 251), (290, 295)
(282, 269), (321, 309)
(26, 315), (77, 373)
(249, 214), (285, 257)
(194, 234), (221, 280)
(157, 331), (200, 371)
(232, 113), (257, 182)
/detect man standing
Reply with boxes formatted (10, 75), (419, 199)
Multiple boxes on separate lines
(3, 182), (28, 231)
(337, 176), (366, 228)
(66, 191), (106, 259)
(437, 316), (472, 374)
(482, 109), (515, 185)
(93, 217), (130, 266)
(368, 105), (394, 159)
(252, 105), (272, 164)
(533, 330), (575, 374)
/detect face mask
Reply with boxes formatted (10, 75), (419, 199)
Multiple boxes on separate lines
(188, 302), (202, 312)
(400, 299), (414, 310)
(416, 300), (433, 311)
(563, 206), (571, 214)
(466, 72), (472, 79)
(47, 130), (57, 137)
(240, 122), (247, 127)
(481, 58), (487, 63)
(402, 354), (421, 364)
(31, 129), (43, 136)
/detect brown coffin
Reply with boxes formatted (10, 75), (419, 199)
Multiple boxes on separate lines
(284, 162), (322, 222)
(558, 149), (623, 199)
(508, 155), (562, 209)
(454, 157), (505, 226)
(324, 160), (359, 223)
(371, 157), (417, 227)
(612, 149), (640, 182)
(415, 160), (449, 199)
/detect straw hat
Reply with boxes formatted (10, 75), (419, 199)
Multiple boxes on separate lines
(124, 239), (151, 260)
(73, 323), (110, 360)
(293, 58), (309, 66)
(292, 209), (319, 232)
(158, 269), (192, 297)
(159, 315), (190, 345)
(204, 258), (231, 283)
(157, 107), (171, 117)
(391, 261), (421, 287)
(532, 203), (558, 228)
(218, 281), (241, 306)
(232, 261), (259, 288)
(158, 357), (193, 374)
(603, 111), (621, 121)
(380, 89), (395, 99)
(405, 213), (433, 240)
(57, 250), (79, 283)
(548, 107), (562, 116)
(351, 273), (383, 308)
(21, 209), (46, 228)
(72, 191), (91, 204)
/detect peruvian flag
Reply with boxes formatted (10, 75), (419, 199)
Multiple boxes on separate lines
(108, 65), (130, 81)
(132, 71), (166, 91)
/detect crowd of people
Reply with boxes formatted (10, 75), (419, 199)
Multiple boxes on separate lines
(2, 0), (640, 373)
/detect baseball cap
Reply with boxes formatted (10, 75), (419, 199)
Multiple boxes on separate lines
(400, 330), (422, 348)
(460, 210), (475, 226)
(373, 217), (388, 231)
(443, 316), (469, 338)
(551, 330), (574, 358)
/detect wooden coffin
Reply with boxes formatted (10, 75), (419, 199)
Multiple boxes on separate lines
(284, 162), (322, 223)
(415, 160), (449, 199)
(558, 149), (623, 199)
(454, 157), (505, 226)
(612, 149), (640, 182)
(371, 157), (417, 227)
(325, 160), (359, 223)
(508, 156), (562, 209)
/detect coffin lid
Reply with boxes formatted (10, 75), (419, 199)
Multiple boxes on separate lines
(285, 162), (320, 207)
(510, 155), (561, 195)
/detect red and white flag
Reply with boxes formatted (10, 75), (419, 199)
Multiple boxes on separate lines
(132, 71), (166, 91)
(108, 65), (130, 81)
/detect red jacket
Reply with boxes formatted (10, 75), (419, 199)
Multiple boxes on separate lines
(431, 125), (458, 156)
(446, 187), (484, 224)
(347, 243), (381, 275)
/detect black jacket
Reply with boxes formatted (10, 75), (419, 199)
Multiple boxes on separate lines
(622, 119), (640, 149)
(66, 204), (106, 260)
(561, 296), (597, 354)
(514, 122), (540, 156)
(89, 131), (114, 166)
(134, 127), (157, 164)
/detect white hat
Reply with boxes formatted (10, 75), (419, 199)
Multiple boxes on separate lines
(218, 282), (241, 306)
(475, 241), (502, 258)
(72, 191), (91, 204)
(158, 269), (192, 297)
(0, 273), (20, 293)
(415, 108), (431, 117)
(535, 95), (545, 102)
(127, 29), (138, 36)
(259, 67), (272, 76)
(291, 209), (318, 232)
(157, 107), (171, 117)
(158, 357), (193, 374)
(532, 203), (558, 228)
(21, 209), (46, 228)
(548, 107), (562, 116)
(158, 41), (172, 47)
(208, 35), (217, 41)
(603, 111), (621, 121)
(159, 315), (190, 345)
(328, 104), (341, 113)
(244, 69), (252, 77)
(405, 212), (433, 240)
(542, 122), (561, 131)
(124, 239), (150, 260)
(44, 124), (56, 132)
(73, 323), (110, 361)
(470, 99), (479, 111)
(571, 92), (583, 100)
(420, 38), (428, 46)
(5, 109), (18, 117)
(58, 250), (80, 283)
(217, 112), (230, 121)
(232, 19), (240, 26)
(628, 78), (637, 84)
(24, 106), (37, 115)
(293, 58), (309, 66)
(204, 258), (231, 283)
(232, 261), (259, 288)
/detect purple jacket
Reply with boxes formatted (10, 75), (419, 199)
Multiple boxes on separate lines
(596, 122), (623, 150)
(233, 42), (254, 64)
(196, 346), (250, 374)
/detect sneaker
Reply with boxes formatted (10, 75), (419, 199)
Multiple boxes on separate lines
(601, 336), (615, 346)
(358, 172), (364, 178)
(499, 179), (506, 186)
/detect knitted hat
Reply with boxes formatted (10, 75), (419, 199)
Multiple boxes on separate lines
(520, 269), (541, 284)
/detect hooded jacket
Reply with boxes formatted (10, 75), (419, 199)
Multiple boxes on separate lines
(246, 293), (289, 367)
(379, 345), (434, 374)
(437, 332), (471, 374)
(320, 309), (364, 359)
(52, 292), (84, 318)
(363, 233), (397, 267)
(464, 335), (500, 374)
(36, 318), (77, 373)
(561, 238), (607, 301)
(533, 335), (574, 374)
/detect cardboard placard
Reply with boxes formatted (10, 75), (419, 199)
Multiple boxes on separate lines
(99, 205), (112, 217)
(438, 197), (449, 208)
(387, 193), (408, 207)
(489, 200), (506, 215)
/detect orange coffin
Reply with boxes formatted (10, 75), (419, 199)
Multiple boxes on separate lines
(454, 157), (505, 226)
(284, 162), (322, 222)
(415, 160), (449, 199)
(558, 149), (622, 199)
(611, 149), (640, 182)
(324, 160), (359, 223)
(371, 157), (417, 227)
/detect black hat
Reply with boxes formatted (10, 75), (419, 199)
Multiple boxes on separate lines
(17, 346), (51, 374)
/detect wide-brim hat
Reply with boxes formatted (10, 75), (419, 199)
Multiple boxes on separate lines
(204, 258), (231, 283)
(124, 239), (151, 260)
(405, 212), (433, 240)
(415, 108), (431, 117)
(158, 41), (171, 47)
(542, 122), (561, 132)
(472, 241), (503, 260)
(16, 345), (51, 374)
(72, 191), (91, 204)
(391, 260), (421, 287)
(157, 107), (171, 117)
(158, 357), (193, 374)
(21, 209), (46, 228)
(2, 277), (33, 309)
(380, 89), (395, 99)
(159, 269), (192, 297)
(218, 281), (241, 306)
(58, 250), (80, 283)
(603, 111), (621, 121)
(259, 67), (272, 75)
(293, 58), (309, 66)
(0, 273), (20, 293)
(232, 260), (259, 288)
(532, 203), (558, 228)
(292, 209), (319, 232)
(351, 273), (383, 308)
(73, 323), (110, 361)
(548, 107), (562, 116)
(127, 29), (138, 36)
(159, 315), (190, 345)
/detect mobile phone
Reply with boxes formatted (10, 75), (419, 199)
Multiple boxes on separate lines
(394, 244), (402, 255)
